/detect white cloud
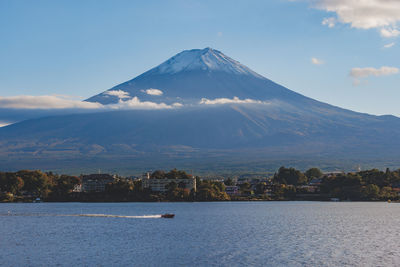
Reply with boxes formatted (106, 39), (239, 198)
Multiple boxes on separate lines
(172, 103), (183, 108)
(199, 96), (268, 105)
(350, 66), (399, 78)
(322, 17), (336, 28)
(104, 90), (131, 99)
(0, 95), (103, 109)
(108, 97), (179, 110)
(312, 0), (400, 38)
(142, 88), (163, 96)
(350, 66), (399, 85)
(380, 27), (400, 38)
(311, 57), (324, 65)
(0, 121), (12, 127)
(383, 42), (395, 48)
(0, 95), (182, 110)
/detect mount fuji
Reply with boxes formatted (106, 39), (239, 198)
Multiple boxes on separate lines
(1, 48), (400, 174)
(87, 48), (305, 106)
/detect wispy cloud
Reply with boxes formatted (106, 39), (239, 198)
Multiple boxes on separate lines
(380, 27), (400, 38)
(141, 88), (163, 96)
(383, 42), (396, 49)
(0, 95), (103, 109)
(104, 90), (131, 99)
(199, 96), (268, 105)
(350, 66), (399, 85)
(311, 0), (400, 38)
(311, 57), (324, 65)
(322, 17), (336, 28)
(350, 66), (399, 78)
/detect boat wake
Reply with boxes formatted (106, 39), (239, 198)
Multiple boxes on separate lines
(1, 213), (162, 219)
(72, 214), (162, 219)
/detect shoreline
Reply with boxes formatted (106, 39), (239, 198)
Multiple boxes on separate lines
(2, 199), (395, 203)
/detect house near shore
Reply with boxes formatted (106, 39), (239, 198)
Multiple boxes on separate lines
(225, 186), (240, 196)
(309, 178), (323, 186)
(81, 174), (116, 192)
(72, 184), (82, 193)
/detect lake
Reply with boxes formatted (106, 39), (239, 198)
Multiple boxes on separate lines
(1, 202), (399, 266)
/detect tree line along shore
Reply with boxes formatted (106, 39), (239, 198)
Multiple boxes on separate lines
(1, 167), (400, 202)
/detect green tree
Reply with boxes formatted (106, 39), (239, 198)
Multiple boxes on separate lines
(150, 170), (165, 179)
(165, 169), (191, 179)
(0, 172), (24, 194)
(362, 184), (380, 200)
(274, 166), (307, 185)
(272, 184), (285, 200)
(321, 173), (362, 200)
(224, 178), (235, 186)
(132, 180), (143, 192)
(52, 175), (80, 196)
(165, 181), (178, 191)
(239, 182), (252, 195)
(196, 180), (229, 201)
(17, 170), (50, 197)
(380, 186), (395, 200)
(105, 179), (132, 196)
(255, 182), (267, 195)
(359, 169), (387, 187)
(283, 186), (297, 200)
(305, 168), (323, 180)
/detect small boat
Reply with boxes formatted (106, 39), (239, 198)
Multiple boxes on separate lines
(161, 213), (175, 218)
(33, 198), (42, 203)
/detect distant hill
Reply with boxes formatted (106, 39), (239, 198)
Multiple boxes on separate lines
(1, 48), (400, 175)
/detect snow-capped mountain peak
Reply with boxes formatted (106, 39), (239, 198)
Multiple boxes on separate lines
(151, 48), (263, 77)
(86, 48), (280, 105)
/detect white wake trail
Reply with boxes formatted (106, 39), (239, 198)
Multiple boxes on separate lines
(73, 214), (162, 219)
(1, 213), (162, 219)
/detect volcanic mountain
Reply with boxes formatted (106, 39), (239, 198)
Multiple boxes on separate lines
(1, 48), (400, 174)
(87, 47), (293, 105)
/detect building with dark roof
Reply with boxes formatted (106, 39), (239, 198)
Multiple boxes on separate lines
(82, 174), (116, 192)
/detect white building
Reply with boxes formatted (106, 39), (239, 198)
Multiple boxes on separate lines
(72, 184), (82, 193)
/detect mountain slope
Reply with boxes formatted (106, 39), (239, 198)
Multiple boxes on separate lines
(86, 48), (305, 105)
(1, 48), (400, 173)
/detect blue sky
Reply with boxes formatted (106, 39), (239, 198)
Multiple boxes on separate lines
(0, 0), (399, 116)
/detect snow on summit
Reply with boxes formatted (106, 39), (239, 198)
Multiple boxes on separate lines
(153, 48), (263, 77)
(86, 47), (287, 105)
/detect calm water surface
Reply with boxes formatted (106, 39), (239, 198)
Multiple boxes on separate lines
(1, 202), (399, 266)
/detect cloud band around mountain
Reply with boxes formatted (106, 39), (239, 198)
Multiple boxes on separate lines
(0, 95), (103, 109)
(0, 95), (181, 110)
(104, 90), (131, 99)
(199, 96), (268, 105)
(108, 97), (179, 110)
(0, 94), (273, 111)
(0, 121), (11, 127)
